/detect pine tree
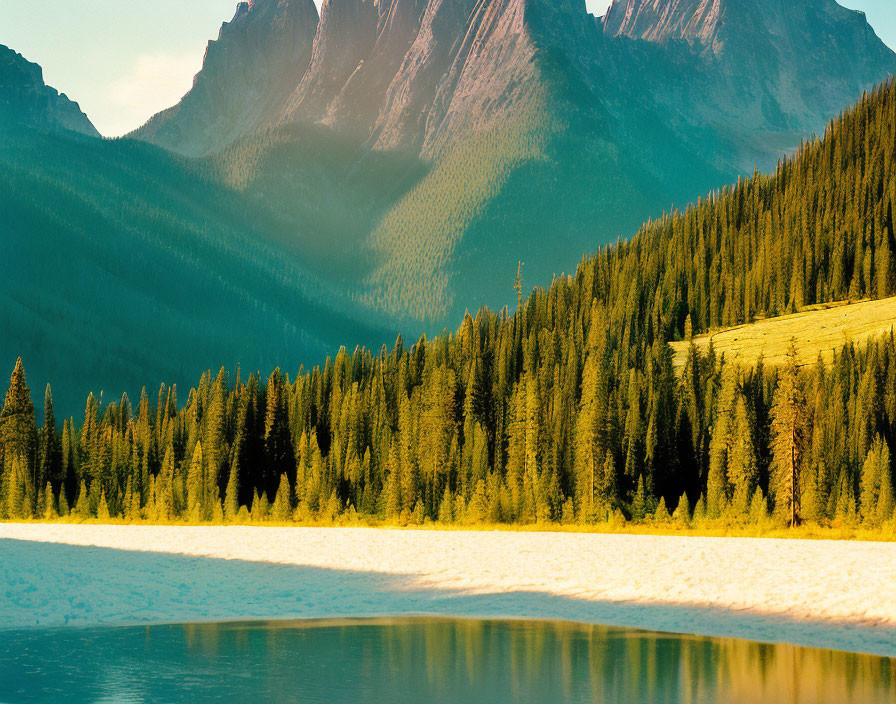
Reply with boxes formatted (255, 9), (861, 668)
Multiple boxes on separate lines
(203, 370), (227, 504)
(728, 394), (758, 516)
(575, 353), (601, 516)
(770, 343), (808, 526)
(597, 450), (617, 517)
(749, 488), (768, 524)
(271, 474), (292, 522)
(385, 449), (403, 521)
(187, 441), (205, 520)
(5, 455), (26, 519)
(707, 365), (736, 518)
(98, 489), (111, 521)
(157, 443), (176, 521)
(264, 370), (294, 498)
(673, 492), (690, 526)
(1, 359), (36, 515)
(58, 487), (70, 517)
(224, 459), (240, 522)
(467, 480), (488, 524)
(631, 474), (648, 522)
(861, 437), (893, 527)
(654, 496), (671, 523)
(438, 484), (455, 524)
(73, 480), (90, 519)
(39, 384), (62, 495)
(43, 482), (57, 520)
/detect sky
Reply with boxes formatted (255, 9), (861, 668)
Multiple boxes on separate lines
(3, 0), (894, 137)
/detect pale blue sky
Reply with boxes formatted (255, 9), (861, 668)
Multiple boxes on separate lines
(3, 0), (893, 137)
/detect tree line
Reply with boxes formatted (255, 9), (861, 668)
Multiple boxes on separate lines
(0, 79), (894, 529)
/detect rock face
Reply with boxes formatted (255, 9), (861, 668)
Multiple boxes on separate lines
(603, 0), (726, 44)
(137, 0), (895, 162)
(134, 0), (320, 156)
(602, 0), (896, 142)
(0, 44), (99, 137)
(129, 0), (896, 321)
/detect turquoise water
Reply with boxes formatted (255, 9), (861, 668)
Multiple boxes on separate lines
(1, 618), (893, 703)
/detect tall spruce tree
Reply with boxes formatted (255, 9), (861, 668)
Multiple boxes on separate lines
(0, 359), (36, 517)
(770, 343), (809, 527)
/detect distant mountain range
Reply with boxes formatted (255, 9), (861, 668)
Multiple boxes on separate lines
(1, 0), (894, 413)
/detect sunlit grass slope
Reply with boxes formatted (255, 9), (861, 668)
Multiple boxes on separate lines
(671, 297), (896, 369)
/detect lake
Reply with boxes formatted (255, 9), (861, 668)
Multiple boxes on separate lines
(1, 618), (893, 703)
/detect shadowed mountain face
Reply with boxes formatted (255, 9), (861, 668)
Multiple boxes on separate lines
(603, 0), (896, 156)
(0, 44), (98, 137)
(130, 0), (895, 324)
(0, 129), (394, 415)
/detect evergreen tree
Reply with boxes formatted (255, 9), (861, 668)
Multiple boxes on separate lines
(39, 384), (62, 494)
(187, 441), (205, 520)
(271, 474), (292, 522)
(728, 394), (758, 516)
(73, 480), (90, 519)
(224, 458), (240, 522)
(673, 493), (690, 526)
(861, 437), (893, 527)
(770, 344), (809, 526)
(98, 489), (111, 521)
(264, 370), (294, 498)
(43, 482), (57, 520)
(1, 359), (36, 516)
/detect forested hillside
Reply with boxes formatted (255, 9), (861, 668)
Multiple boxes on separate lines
(3, 0), (892, 425)
(0, 130), (393, 415)
(2, 80), (894, 529)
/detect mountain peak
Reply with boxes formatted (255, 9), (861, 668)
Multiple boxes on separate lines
(603, 0), (896, 61)
(0, 44), (99, 138)
(603, 0), (723, 45)
(133, 0), (320, 156)
(601, 0), (896, 135)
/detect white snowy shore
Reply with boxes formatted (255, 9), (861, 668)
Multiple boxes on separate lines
(1, 524), (895, 656)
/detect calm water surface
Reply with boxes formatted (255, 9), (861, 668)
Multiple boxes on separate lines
(0, 618), (893, 704)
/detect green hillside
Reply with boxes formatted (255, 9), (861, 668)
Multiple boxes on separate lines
(3, 80), (895, 531)
(0, 129), (393, 415)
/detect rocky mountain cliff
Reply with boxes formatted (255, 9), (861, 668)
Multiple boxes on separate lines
(130, 0), (893, 323)
(135, 0), (320, 156)
(0, 44), (99, 137)
(603, 0), (896, 149)
(137, 0), (896, 162)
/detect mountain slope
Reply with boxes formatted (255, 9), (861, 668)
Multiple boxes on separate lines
(0, 129), (392, 416)
(0, 38), (398, 415)
(670, 297), (896, 370)
(10, 79), (896, 530)
(603, 0), (896, 159)
(4, 0), (895, 414)
(131, 0), (896, 326)
(0, 44), (99, 137)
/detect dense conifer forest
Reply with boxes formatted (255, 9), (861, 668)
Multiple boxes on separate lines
(1, 81), (895, 530)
